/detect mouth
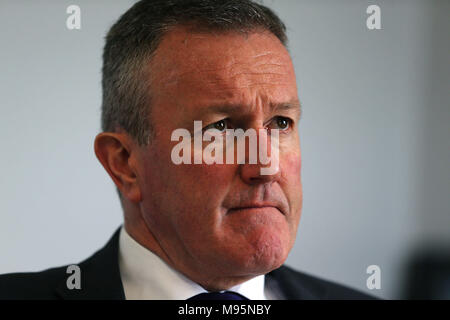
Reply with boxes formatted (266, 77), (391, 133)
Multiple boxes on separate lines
(227, 205), (283, 215)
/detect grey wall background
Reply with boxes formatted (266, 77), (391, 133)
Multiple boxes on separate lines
(0, 0), (448, 299)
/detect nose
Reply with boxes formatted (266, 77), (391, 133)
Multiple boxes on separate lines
(239, 128), (281, 185)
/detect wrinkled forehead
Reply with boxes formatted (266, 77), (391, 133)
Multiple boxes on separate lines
(149, 26), (296, 92)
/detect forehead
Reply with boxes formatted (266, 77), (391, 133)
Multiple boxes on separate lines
(149, 26), (298, 114)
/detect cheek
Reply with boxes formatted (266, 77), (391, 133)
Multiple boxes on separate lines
(139, 157), (236, 251)
(182, 164), (238, 220)
(280, 149), (302, 226)
(142, 134), (236, 204)
(168, 163), (238, 244)
(281, 148), (302, 182)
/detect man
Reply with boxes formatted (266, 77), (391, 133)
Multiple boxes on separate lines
(0, 0), (374, 300)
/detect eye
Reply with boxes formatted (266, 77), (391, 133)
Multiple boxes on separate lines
(204, 119), (229, 132)
(270, 116), (292, 131)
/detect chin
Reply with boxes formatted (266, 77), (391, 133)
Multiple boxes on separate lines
(206, 218), (294, 277)
(229, 232), (290, 276)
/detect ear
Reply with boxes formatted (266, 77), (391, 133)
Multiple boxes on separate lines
(94, 132), (142, 203)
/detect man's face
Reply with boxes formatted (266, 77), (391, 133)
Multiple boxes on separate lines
(134, 27), (302, 286)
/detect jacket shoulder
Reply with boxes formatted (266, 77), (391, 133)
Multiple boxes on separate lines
(268, 265), (379, 300)
(0, 227), (124, 300)
(0, 265), (69, 299)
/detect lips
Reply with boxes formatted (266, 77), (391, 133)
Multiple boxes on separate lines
(228, 203), (284, 215)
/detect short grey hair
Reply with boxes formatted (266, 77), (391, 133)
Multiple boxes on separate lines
(101, 0), (288, 146)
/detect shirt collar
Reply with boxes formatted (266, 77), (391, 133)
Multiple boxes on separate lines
(118, 226), (267, 300)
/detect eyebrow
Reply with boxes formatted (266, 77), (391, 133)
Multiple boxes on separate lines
(271, 100), (302, 119)
(200, 99), (302, 118)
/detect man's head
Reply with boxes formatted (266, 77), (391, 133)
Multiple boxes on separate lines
(95, 0), (302, 291)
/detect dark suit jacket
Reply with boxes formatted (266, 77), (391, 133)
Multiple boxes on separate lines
(0, 227), (376, 300)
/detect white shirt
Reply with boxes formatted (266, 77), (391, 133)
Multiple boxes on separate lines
(118, 226), (277, 300)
